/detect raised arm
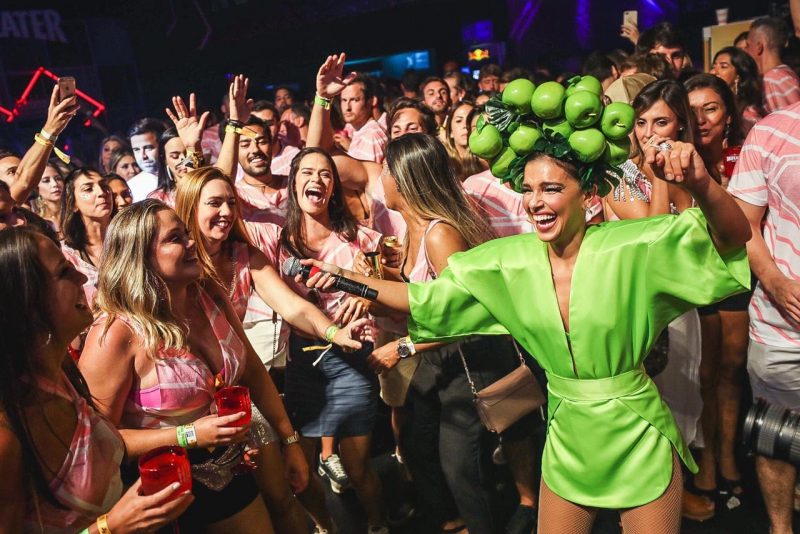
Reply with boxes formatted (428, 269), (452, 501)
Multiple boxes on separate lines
(215, 74), (251, 178)
(644, 139), (751, 253)
(9, 85), (78, 204)
(308, 53), (355, 152)
(165, 92), (210, 170)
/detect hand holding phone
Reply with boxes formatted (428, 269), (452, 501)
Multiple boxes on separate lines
(57, 77), (76, 103)
(623, 10), (638, 28)
(621, 10), (639, 44)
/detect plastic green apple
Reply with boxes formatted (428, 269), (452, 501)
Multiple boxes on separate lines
(542, 118), (575, 140)
(600, 102), (635, 141)
(564, 91), (603, 128)
(490, 147), (517, 178)
(509, 124), (543, 156)
(565, 75), (603, 97)
(530, 81), (566, 120)
(502, 79), (536, 114)
(568, 128), (606, 162)
(604, 137), (632, 166)
(468, 124), (503, 160)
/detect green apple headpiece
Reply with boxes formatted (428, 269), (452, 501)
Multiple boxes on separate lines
(468, 76), (635, 195)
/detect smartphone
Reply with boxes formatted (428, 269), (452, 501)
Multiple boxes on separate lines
(57, 77), (76, 102)
(623, 10), (638, 27)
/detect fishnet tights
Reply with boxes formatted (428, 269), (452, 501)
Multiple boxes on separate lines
(538, 454), (683, 534)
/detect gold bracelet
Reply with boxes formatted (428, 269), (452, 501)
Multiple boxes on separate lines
(96, 514), (112, 534)
(224, 123), (258, 139)
(34, 133), (71, 164)
(39, 128), (57, 142)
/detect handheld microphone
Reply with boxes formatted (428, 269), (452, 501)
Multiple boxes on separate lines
(282, 257), (379, 301)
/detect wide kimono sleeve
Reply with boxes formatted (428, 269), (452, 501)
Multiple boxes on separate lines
(645, 208), (751, 329)
(407, 264), (510, 343)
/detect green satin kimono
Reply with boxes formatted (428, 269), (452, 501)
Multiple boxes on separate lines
(407, 209), (750, 508)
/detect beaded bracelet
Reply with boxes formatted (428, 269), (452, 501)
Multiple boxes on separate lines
(324, 324), (339, 343)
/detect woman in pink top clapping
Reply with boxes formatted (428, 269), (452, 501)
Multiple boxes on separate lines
(79, 200), (308, 533)
(0, 226), (192, 533)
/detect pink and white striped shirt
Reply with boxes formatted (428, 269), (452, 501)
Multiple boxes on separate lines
(348, 119), (389, 164)
(729, 103), (800, 347)
(463, 170), (533, 237)
(61, 243), (98, 306)
(146, 187), (176, 208)
(271, 144), (301, 177)
(763, 64), (800, 114)
(235, 177), (289, 226)
(96, 285), (248, 429)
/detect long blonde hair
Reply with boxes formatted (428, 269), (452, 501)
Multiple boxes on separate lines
(95, 199), (187, 358)
(174, 167), (253, 288)
(386, 133), (495, 248)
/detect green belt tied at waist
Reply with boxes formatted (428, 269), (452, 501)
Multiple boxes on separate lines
(547, 366), (650, 402)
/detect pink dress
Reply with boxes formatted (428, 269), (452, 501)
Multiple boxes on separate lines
(147, 188), (176, 208)
(61, 243), (98, 306)
(24, 373), (124, 533)
(91, 286), (247, 430)
(235, 178), (289, 226)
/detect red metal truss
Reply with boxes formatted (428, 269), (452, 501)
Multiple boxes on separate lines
(6, 66), (106, 124)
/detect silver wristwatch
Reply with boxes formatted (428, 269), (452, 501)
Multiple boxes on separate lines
(397, 336), (416, 359)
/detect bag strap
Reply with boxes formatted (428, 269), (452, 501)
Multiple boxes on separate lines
(511, 339), (527, 366)
(457, 343), (478, 396)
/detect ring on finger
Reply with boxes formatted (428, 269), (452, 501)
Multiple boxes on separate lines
(657, 141), (672, 153)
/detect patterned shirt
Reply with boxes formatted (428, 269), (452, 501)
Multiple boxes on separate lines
(728, 103), (800, 347)
(235, 177), (289, 226)
(61, 243), (99, 306)
(348, 118), (389, 164)
(763, 64), (800, 114)
(463, 170), (533, 236)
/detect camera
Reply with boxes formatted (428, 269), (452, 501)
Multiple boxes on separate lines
(742, 399), (800, 465)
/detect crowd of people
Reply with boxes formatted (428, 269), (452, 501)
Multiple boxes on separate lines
(1, 8), (799, 534)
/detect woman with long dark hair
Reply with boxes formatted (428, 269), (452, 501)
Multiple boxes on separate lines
(59, 168), (113, 306)
(33, 160), (65, 233)
(711, 46), (766, 137)
(684, 72), (752, 509)
(0, 226), (192, 532)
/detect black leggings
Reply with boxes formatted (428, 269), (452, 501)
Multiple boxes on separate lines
(401, 337), (539, 532)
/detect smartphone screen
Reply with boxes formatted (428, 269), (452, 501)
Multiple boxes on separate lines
(623, 10), (638, 27)
(58, 77), (76, 102)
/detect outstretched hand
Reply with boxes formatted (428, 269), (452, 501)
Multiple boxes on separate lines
(644, 136), (711, 193)
(316, 53), (357, 99)
(228, 74), (253, 123)
(165, 93), (210, 150)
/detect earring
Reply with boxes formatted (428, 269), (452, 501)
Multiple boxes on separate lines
(724, 122), (731, 140)
(41, 331), (52, 348)
(734, 77), (740, 95)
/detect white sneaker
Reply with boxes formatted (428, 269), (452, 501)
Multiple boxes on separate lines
(318, 453), (351, 494)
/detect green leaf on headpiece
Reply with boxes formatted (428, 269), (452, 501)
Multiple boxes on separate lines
(485, 96), (518, 131)
(567, 75), (581, 86)
(476, 114), (485, 131)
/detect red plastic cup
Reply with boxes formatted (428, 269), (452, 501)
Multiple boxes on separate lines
(138, 446), (192, 502)
(215, 385), (251, 427)
(723, 145), (742, 178)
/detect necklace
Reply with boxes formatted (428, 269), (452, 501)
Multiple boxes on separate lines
(226, 245), (237, 299)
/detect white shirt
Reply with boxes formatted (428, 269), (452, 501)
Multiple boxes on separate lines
(127, 171), (158, 202)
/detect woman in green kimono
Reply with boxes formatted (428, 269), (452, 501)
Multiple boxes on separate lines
(296, 126), (750, 531)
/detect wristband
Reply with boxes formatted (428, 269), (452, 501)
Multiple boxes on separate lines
(183, 423), (198, 448)
(176, 424), (188, 448)
(79, 529), (90, 534)
(34, 133), (71, 164)
(224, 123), (259, 139)
(324, 324), (339, 343)
(314, 94), (332, 110)
(96, 514), (112, 534)
(39, 128), (57, 142)
(227, 119), (244, 128)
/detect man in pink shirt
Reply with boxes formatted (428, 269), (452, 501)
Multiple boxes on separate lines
(252, 100), (301, 177)
(728, 101), (800, 534)
(231, 117), (289, 226)
(341, 74), (389, 163)
(747, 17), (800, 113)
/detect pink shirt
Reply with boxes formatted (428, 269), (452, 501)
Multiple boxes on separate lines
(94, 285), (248, 430)
(146, 187), (176, 208)
(271, 144), (301, 177)
(463, 170), (533, 237)
(61, 243), (98, 306)
(235, 177), (289, 226)
(262, 225), (382, 322)
(742, 105), (764, 138)
(348, 119), (389, 164)
(24, 373), (124, 533)
(763, 64), (800, 114)
(728, 103), (800, 347)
